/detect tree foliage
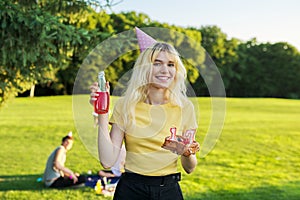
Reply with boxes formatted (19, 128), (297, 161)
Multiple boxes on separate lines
(0, 0), (114, 106)
(230, 40), (300, 98)
(0, 0), (80, 105)
(1, 1), (300, 108)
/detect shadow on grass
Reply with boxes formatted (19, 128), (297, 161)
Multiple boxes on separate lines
(185, 181), (300, 200)
(1, 174), (300, 200)
(0, 174), (46, 191)
(0, 174), (98, 191)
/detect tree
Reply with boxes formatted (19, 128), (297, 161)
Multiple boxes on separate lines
(232, 40), (300, 97)
(0, 0), (117, 106)
(195, 25), (240, 96)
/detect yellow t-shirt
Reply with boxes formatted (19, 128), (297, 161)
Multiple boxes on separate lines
(110, 98), (198, 176)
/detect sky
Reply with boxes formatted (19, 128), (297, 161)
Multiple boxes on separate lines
(111, 0), (300, 51)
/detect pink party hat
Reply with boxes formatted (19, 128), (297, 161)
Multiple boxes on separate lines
(135, 27), (157, 52)
(67, 131), (73, 138)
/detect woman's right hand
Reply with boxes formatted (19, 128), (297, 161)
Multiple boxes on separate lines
(89, 82), (99, 105)
(89, 81), (110, 106)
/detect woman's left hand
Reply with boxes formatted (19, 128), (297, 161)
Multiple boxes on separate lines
(162, 136), (200, 156)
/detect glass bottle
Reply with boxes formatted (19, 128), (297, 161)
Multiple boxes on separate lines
(94, 71), (109, 114)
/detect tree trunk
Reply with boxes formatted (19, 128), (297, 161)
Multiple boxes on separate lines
(30, 84), (35, 97)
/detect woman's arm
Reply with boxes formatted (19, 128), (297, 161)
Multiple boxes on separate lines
(180, 140), (200, 173)
(97, 114), (124, 168)
(181, 153), (198, 174)
(90, 81), (125, 169)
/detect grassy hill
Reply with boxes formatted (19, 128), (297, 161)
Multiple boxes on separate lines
(0, 96), (299, 200)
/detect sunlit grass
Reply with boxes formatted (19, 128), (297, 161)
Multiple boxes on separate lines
(0, 96), (299, 199)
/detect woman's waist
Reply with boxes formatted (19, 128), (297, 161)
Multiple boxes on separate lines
(122, 171), (181, 186)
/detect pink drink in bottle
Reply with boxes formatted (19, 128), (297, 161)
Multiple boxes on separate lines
(94, 71), (109, 114)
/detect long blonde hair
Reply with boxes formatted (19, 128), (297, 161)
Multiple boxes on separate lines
(120, 42), (188, 130)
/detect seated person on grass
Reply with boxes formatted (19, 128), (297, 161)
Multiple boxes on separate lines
(43, 132), (86, 188)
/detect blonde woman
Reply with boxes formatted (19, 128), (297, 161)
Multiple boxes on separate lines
(90, 42), (200, 200)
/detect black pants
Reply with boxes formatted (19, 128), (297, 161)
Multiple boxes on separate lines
(50, 175), (86, 188)
(113, 172), (183, 200)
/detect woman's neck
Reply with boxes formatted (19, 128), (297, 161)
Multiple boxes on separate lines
(145, 87), (169, 105)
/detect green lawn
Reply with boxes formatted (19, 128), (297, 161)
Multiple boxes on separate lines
(0, 96), (299, 200)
